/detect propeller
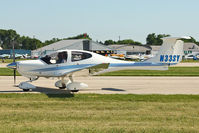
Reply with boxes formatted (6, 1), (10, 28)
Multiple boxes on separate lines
(7, 40), (17, 85)
(12, 40), (16, 85)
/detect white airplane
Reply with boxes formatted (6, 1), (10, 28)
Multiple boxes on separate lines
(7, 37), (187, 92)
(0, 54), (10, 59)
(14, 54), (23, 59)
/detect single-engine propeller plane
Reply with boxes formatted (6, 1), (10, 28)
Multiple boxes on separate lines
(7, 37), (189, 92)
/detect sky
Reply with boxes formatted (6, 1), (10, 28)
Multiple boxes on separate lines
(0, 0), (199, 43)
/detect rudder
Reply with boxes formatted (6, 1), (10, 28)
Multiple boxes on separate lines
(146, 37), (185, 65)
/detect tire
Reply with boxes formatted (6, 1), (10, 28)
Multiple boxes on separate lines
(23, 89), (30, 92)
(71, 90), (79, 92)
(59, 87), (66, 89)
(59, 83), (66, 89)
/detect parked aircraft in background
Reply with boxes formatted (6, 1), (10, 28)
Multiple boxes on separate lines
(7, 37), (189, 92)
(125, 54), (141, 60)
(0, 54), (31, 59)
(125, 54), (154, 61)
(0, 54), (10, 59)
(110, 54), (125, 60)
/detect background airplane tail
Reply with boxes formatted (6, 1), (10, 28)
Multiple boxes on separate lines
(145, 37), (184, 65)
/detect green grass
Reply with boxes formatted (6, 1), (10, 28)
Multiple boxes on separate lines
(0, 94), (198, 133)
(0, 68), (20, 76)
(181, 60), (199, 63)
(0, 58), (32, 63)
(100, 67), (199, 76)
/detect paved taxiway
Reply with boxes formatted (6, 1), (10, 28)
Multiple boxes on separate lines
(0, 76), (199, 94)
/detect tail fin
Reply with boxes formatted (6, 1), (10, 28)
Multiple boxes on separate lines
(146, 37), (185, 64)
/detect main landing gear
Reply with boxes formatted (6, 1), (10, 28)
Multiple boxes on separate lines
(55, 75), (88, 92)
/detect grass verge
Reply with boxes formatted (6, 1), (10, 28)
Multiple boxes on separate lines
(100, 67), (199, 76)
(0, 68), (21, 76)
(0, 94), (198, 133)
(0, 59), (32, 63)
(181, 60), (199, 63)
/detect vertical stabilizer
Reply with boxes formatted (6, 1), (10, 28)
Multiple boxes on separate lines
(146, 37), (185, 64)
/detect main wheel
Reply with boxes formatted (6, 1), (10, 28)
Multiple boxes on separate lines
(71, 90), (79, 92)
(59, 87), (66, 89)
(23, 89), (30, 92)
(59, 83), (66, 89)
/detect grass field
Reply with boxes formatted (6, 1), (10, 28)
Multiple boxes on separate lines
(181, 60), (199, 63)
(100, 67), (199, 76)
(1, 67), (199, 76)
(0, 59), (32, 63)
(0, 94), (198, 133)
(0, 68), (20, 76)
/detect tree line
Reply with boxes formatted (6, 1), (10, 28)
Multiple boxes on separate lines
(0, 29), (198, 50)
(146, 33), (199, 45)
(0, 29), (91, 50)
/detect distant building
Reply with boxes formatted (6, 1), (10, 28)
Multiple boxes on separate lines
(32, 39), (113, 57)
(183, 43), (199, 55)
(109, 44), (152, 55)
(150, 46), (161, 56)
(151, 43), (199, 56)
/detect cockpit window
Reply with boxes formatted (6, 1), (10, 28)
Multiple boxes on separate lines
(72, 51), (92, 62)
(40, 51), (68, 64)
(40, 55), (52, 64)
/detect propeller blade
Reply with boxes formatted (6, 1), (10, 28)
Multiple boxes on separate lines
(12, 41), (15, 63)
(12, 40), (16, 85)
(14, 69), (16, 85)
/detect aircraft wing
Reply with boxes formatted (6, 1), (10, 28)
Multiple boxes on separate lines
(59, 63), (110, 77)
(89, 63), (169, 75)
(88, 63), (110, 75)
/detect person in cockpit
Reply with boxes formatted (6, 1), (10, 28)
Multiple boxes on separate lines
(56, 52), (67, 64)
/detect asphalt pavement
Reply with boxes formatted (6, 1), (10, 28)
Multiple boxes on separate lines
(0, 76), (199, 94)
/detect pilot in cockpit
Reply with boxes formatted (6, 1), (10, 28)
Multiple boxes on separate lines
(56, 52), (67, 64)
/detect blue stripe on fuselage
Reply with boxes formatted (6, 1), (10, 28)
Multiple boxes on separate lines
(31, 64), (95, 72)
(109, 62), (176, 67)
(31, 62), (176, 72)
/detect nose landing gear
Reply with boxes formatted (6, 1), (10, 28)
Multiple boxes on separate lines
(19, 77), (39, 92)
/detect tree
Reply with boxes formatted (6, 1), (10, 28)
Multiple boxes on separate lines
(146, 33), (170, 45)
(104, 39), (142, 45)
(118, 39), (142, 45)
(181, 36), (199, 45)
(104, 40), (116, 45)
(19, 36), (42, 50)
(66, 33), (92, 40)
(43, 38), (61, 46)
(0, 29), (20, 49)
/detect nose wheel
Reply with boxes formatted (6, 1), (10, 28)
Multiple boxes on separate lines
(23, 89), (30, 92)
(71, 89), (79, 92)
